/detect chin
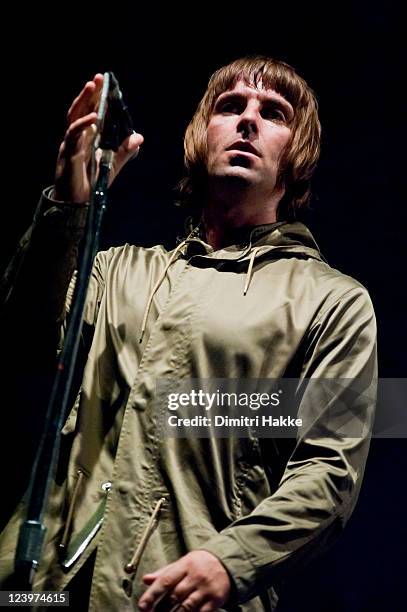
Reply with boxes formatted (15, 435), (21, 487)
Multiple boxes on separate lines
(215, 170), (253, 188)
(219, 161), (257, 179)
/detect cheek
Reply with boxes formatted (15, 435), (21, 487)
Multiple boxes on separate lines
(206, 118), (232, 157)
(206, 136), (222, 169)
(266, 129), (292, 162)
(206, 124), (221, 158)
(278, 129), (292, 152)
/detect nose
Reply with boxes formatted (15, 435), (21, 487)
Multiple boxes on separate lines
(237, 101), (259, 137)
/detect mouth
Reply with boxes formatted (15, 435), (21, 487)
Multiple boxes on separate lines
(226, 141), (261, 157)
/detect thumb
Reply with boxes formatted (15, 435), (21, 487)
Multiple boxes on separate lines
(117, 130), (144, 163)
(109, 131), (144, 184)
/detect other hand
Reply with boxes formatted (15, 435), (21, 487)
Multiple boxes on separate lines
(139, 550), (231, 612)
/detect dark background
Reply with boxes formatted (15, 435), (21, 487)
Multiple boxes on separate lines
(1, 1), (406, 610)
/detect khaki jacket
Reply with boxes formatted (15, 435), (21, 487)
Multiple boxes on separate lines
(0, 191), (377, 611)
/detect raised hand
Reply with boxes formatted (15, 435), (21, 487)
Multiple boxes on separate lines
(54, 74), (143, 203)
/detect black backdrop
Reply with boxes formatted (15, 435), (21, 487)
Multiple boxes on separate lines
(1, 1), (405, 610)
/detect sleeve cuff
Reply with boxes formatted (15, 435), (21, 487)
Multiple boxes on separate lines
(197, 533), (260, 604)
(33, 187), (89, 233)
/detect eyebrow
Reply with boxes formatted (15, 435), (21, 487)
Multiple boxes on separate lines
(214, 91), (295, 121)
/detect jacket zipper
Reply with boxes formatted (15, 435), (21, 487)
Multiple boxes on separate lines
(59, 469), (85, 556)
(60, 479), (111, 569)
(124, 497), (167, 574)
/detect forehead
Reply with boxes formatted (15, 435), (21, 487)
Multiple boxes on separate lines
(215, 79), (294, 115)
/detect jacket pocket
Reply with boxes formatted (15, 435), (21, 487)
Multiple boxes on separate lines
(59, 473), (111, 571)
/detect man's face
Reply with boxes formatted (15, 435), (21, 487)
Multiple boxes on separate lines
(206, 80), (294, 198)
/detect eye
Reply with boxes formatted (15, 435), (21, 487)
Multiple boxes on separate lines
(218, 100), (244, 114)
(261, 105), (287, 122)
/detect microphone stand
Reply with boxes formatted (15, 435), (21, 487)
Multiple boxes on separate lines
(13, 72), (133, 589)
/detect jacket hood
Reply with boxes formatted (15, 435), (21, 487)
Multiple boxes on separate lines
(183, 221), (326, 264)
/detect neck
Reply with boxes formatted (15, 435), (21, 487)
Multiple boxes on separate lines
(202, 181), (281, 250)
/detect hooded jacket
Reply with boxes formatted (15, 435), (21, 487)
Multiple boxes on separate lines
(0, 191), (377, 611)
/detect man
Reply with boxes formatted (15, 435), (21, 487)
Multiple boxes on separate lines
(0, 57), (377, 611)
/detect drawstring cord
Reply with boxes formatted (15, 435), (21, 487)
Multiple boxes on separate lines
(139, 238), (263, 342)
(243, 246), (262, 296)
(139, 239), (188, 343)
(124, 497), (167, 574)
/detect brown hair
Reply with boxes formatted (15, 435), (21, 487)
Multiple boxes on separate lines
(178, 56), (321, 220)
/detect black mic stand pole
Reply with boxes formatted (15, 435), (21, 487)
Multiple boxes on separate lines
(13, 72), (130, 590)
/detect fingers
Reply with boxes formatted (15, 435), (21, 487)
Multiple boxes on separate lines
(140, 552), (231, 612)
(167, 577), (196, 607)
(55, 111), (98, 202)
(59, 73), (102, 162)
(170, 591), (207, 611)
(62, 112), (98, 157)
(65, 74), (144, 174)
(55, 73), (143, 200)
(139, 564), (187, 611)
(67, 73), (104, 124)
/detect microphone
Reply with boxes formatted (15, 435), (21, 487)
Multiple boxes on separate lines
(98, 72), (134, 151)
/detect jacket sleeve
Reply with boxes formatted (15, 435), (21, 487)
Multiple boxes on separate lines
(0, 188), (110, 351)
(1, 189), (87, 342)
(200, 285), (377, 603)
(0, 190), (89, 524)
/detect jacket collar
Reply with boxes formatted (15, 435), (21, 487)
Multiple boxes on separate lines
(183, 221), (325, 263)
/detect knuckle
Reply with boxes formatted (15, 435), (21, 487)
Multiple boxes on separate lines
(171, 584), (189, 601)
(171, 586), (183, 599)
(200, 604), (215, 612)
(72, 150), (86, 161)
(161, 576), (173, 589)
(180, 593), (201, 611)
(65, 126), (78, 145)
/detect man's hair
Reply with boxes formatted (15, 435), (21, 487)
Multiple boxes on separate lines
(178, 56), (321, 220)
